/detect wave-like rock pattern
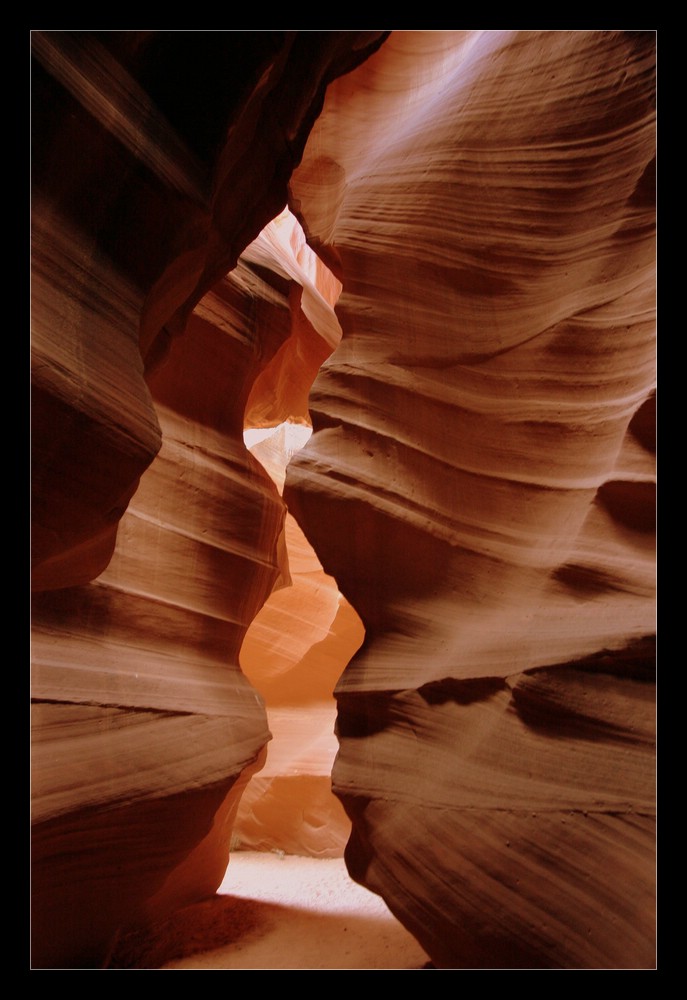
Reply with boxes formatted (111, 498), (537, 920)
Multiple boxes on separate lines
(31, 29), (656, 970)
(30, 31), (389, 969)
(285, 30), (656, 968)
(31, 264), (289, 968)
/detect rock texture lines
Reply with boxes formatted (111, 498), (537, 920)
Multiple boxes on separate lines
(30, 30), (387, 968)
(31, 30), (655, 969)
(285, 30), (656, 969)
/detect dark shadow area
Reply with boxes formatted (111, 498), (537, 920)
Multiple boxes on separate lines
(107, 891), (430, 970)
(107, 895), (267, 969)
(596, 479), (656, 533)
(552, 562), (623, 597)
(627, 390), (656, 453)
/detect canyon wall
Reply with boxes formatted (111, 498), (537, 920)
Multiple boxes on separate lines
(30, 30), (387, 969)
(31, 29), (656, 970)
(285, 30), (656, 969)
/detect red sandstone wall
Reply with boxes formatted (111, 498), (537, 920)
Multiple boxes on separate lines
(30, 30), (656, 970)
(30, 30), (388, 969)
(285, 30), (656, 969)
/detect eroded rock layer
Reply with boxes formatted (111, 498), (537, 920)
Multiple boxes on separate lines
(31, 263), (288, 968)
(284, 30), (656, 968)
(31, 28), (656, 971)
(30, 30), (388, 969)
(31, 29), (388, 589)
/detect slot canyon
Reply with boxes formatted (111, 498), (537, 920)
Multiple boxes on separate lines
(30, 30), (656, 970)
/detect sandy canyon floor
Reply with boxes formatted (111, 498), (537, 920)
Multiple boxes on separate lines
(109, 852), (432, 971)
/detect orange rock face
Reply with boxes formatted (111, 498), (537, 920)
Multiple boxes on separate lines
(236, 421), (364, 858)
(285, 30), (656, 969)
(31, 29), (656, 970)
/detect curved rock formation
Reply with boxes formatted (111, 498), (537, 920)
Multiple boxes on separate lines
(284, 30), (656, 968)
(31, 29), (387, 591)
(30, 29), (656, 971)
(30, 30), (388, 969)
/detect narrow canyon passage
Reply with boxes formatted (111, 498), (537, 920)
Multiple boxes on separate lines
(105, 209), (428, 970)
(31, 30), (656, 971)
(104, 413), (430, 969)
(232, 208), (365, 861)
(237, 420), (362, 859)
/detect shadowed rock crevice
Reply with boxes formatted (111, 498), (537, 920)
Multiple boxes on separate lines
(31, 29), (655, 970)
(596, 479), (656, 533)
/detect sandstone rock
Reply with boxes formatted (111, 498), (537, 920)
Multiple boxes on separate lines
(30, 30), (388, 969)
(30, 29), (656, 971)
(30, 265), (288, 967)
(236, 420), (364, 858)
(285, 29), (656, 968)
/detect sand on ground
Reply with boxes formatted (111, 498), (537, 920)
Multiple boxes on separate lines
(109, 852), (432, 971)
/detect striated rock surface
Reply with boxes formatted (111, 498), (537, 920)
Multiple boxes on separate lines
(31, 261), (288, 968)
(31, 28), (656, 972)
(284, 30), (656, 968)
(31, 29), (388, 590)
(30, 30), (388, 969)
